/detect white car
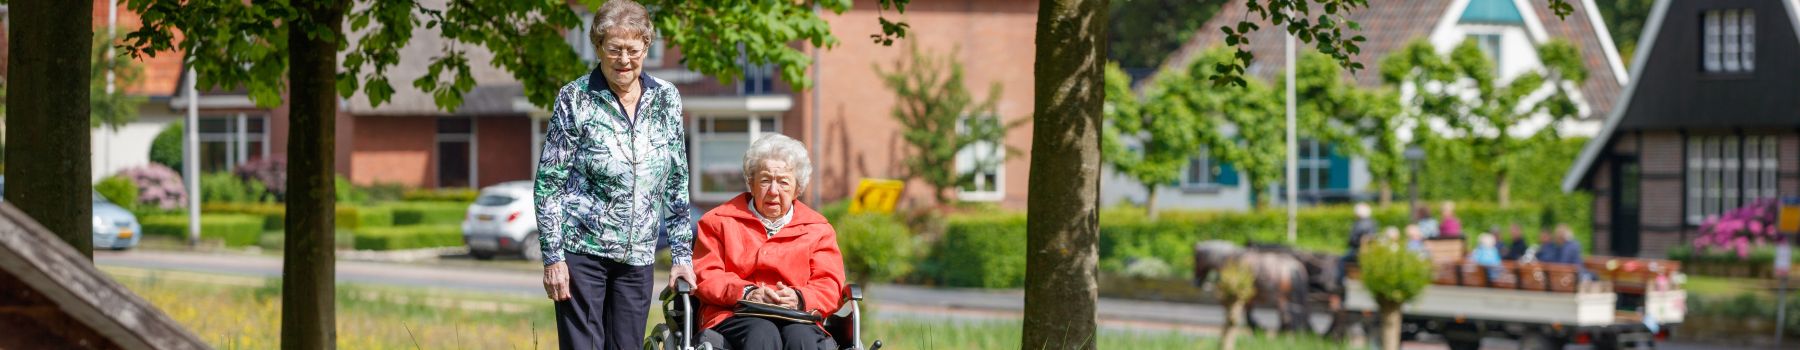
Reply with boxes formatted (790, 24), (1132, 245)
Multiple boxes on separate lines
(462, 181), (539, 260)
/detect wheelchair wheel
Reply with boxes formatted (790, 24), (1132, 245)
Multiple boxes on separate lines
(643, 324), (670, 350)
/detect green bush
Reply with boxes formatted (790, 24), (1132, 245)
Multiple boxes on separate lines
(354, 224), (463, 250)
(834, 212), (917, 284)
(140, 214), (265, 247)
(921, 214), (1027, 288)
(1358, 240), (1432, 304)
(202, 202), (397, 231)
(200, 172), (266, 204)
(96, 175), (139, 207)
(402, 188), (479, 202)
(149, 122), (183, 171)
(387, 201), (470, 226)
(335, 175), (367, 204)
(360, 182), (408, 203)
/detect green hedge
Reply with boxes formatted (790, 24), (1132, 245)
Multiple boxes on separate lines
(354, 224), (463, 250)
(386, 201), (470, 226)
(202, 203), (395, 230)
(402, 188), (479, 202)
(911, 202), (1557, 289)
(920, 214), (1028, 288)
(834, 212), (917, 284)
(141, 214), (265, 247)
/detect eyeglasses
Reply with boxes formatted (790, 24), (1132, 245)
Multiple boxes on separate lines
(603, 45), (646, 60)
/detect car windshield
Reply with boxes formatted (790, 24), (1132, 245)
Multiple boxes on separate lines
(474, 194), (516, 206)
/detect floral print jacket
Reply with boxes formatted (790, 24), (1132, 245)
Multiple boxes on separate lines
(535, 69), (693, 267)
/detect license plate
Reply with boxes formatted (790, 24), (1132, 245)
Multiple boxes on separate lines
(477, 214), (495, 221)
(469, 238), (498, 250)
(117, 229), (133, 239)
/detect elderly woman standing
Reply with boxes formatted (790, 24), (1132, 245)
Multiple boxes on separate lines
(693, 134), (847, 350)
(534, 1), (694, 349)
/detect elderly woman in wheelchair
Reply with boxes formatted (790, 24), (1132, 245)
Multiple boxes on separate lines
(646, 134), (878, 350)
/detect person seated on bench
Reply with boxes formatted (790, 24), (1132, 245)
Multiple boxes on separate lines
(1534, 228), (1562, 264)
(1413, 207), (1441, 239)
(1501, 224), (1529, 261)
(1404, 225), (1429, 258)
(1469, 233), (1504, 281)
(692, 134), (846, 350)
(1548, 225), (1595, 280)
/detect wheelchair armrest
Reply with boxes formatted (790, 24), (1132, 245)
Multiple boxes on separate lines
(848, 284), (863, 301)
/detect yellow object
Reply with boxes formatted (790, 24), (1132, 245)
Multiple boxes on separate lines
(1779, 203), (1800, 233)
(118, 229), (133, 239)
(849, 179), (904, 214)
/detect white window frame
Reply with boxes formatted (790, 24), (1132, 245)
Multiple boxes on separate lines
(691, 115), (781, 203)
(1686, 135), (1779, 225)
(1466, 32), (1504, 72)
(1181, 147), (1219, 190)
(1703, 9), (1755, 73)
(196, 113), (269, 172)
(435, 117), (477, 188)
(955, 116), (1005, 202)
(1296, 139), (1332, 191)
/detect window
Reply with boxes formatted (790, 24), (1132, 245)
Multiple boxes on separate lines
(567, 10), (664, 68)
(1183, 150), (1216, 188)
(197, 114), (268, 173)
(1687, 135), (1779, 224)
(740, 62), (777, 95)
(955, 116), (1005, 201)
(1703, 9), (1755, 73)
(693, 115), (780, 200)
(1296, 139), (1334, 192)
(438, 117), (474, 188)
(1468, 33), (1503, 72)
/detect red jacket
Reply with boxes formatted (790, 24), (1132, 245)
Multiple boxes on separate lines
(693, 193), (846, 331)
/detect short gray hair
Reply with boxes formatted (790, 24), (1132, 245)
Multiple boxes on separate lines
(590, 0), (655, 49)
(743, 134), (812, 190)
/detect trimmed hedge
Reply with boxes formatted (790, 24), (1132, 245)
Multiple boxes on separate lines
(402, 188), (479, 202)
(201, 202), (395, 230)
(354, 224), (463, 251)
(914, 202), (1559, 289)
(920, 214), (1028, 288)
(386, 201), (470, 226)
(834, 212), (917, 284)
(141, 214), (265, 247)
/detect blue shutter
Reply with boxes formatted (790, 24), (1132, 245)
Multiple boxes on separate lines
(1217, 161), (1240, 186)
(1328, 145), (1351, 190)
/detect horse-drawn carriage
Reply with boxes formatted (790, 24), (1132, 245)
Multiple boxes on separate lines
(1341, 239), (1685, 350)
(1196, 239), (1686, 350)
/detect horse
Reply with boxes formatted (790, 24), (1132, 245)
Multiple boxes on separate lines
(1242, 243), (1349, 337)
(1194, 241), (1313, 334)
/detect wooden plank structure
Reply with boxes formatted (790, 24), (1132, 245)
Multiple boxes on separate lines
(0, 203), (207, 349)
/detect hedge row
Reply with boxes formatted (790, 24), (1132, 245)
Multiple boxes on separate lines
(140, 214), (265, 247)
(387, 201), (469, 226)
(909, 202), (1560, 288)
(353, 224), (463, 251)
(401, 188), (480, 202)
(200, 202), (394, 230)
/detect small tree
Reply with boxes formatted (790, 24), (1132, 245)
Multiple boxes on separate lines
(1101, 62), (1222, 218)
(877, 43), (1019, 207)
(91, 31), (144, 131)
(1381, 39), (1587, 205)
(1359, 239), (1432, 350)
(1215, 261), (1258, 350)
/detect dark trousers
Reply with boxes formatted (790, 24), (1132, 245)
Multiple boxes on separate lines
(556, 253), (654, 350)
(700, 316), (836, 350)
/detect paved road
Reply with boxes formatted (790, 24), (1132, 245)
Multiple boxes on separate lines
(96, 249), (1754, 349)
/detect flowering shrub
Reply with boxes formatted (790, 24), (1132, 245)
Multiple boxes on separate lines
(233, 157), (286, 201)
(119, 164), (187, 210)
(1691, 198), (1784, 259)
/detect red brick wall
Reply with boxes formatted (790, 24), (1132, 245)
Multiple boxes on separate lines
(349, 116), (436, 187)
(1639, 131), (1684, 230)
(810, 0), (1039, 209)
(476, 117), (534, 188)
(1783, 133), (1799, 196)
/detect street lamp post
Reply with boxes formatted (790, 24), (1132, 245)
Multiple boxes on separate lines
(1405, 145), (1425, 217)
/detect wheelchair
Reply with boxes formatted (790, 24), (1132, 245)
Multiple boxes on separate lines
(644, 280), (883, 350)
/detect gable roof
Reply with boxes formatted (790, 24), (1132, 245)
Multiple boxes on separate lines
(1561, 0), (1800, 192)
(0, 203), (207, 349)
(1161, 0), (1626, 119)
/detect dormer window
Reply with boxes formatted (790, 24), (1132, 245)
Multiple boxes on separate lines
(1703, 9), (1755, 73)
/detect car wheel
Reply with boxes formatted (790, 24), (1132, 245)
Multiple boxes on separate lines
(470, 248), (496, 260)
(522, 232), (542, 262)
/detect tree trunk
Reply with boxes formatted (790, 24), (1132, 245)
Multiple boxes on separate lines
(1145, 185), (1159, 220)
(1378, 181), (1393, 208)
(281, 1), (347, 348)
(6, 0), (93, 258)
(1021, 0), (1106, 349)
(1379, 300), (1403, 350)
(1222, 300), (1246, 350)
(1496, 170), (1511, 207)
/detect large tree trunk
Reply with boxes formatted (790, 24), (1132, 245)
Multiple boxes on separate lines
(1021, 0), (1106, 349)
(1496, 170), (1511, 207)
(1144, 185), (1159, 220)
(1378, 181), (1393, 208)
(5, 0), (93, 258)
(281, 1), (347, 348)
(1379, 301), (1403, 350)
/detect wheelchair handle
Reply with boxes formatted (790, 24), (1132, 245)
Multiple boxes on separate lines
(869, 340), (882, 350)
(676, 279), (693, 294)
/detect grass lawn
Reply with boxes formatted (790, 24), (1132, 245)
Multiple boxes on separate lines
(106, 267), (1349, 349)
